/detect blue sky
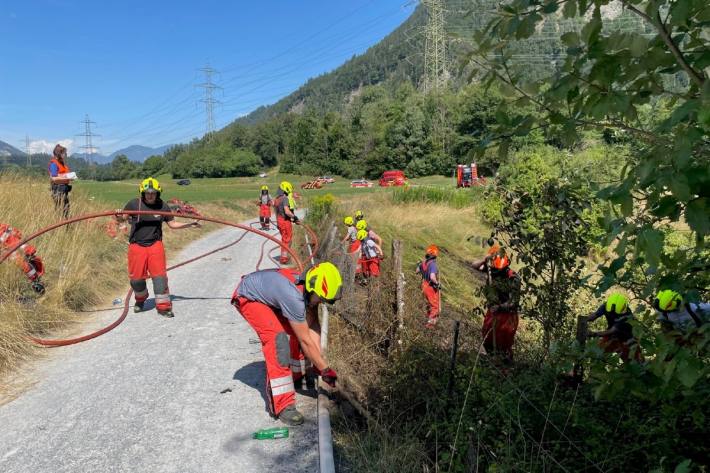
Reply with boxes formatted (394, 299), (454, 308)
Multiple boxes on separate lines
(0, 0), (414, 155)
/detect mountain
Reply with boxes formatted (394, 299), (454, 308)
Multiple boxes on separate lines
(108, 144), (172, 163)
(69, 152), (110, 164)
(0, 140), (25, 157)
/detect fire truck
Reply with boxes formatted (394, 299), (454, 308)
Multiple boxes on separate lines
(455, 163), (486, 187)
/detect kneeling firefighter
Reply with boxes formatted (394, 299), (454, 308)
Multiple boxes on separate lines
(274, 181), (298, 264)
(587, 293), (641, 362)
(117, 178), (200, 318)
(0, 223), (45, 294)
(232, 262), (341, 425)
(257, 185), (272, 231)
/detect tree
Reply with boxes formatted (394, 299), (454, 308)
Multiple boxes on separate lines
(471, 0), (709, 301)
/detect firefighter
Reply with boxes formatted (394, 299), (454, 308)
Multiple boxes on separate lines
(653, 289), (709, 333)
(232, 262), (341, 425)
(357, 229), (383, 278)
(116, 177), (200, 318)
(340, 216), (359, 254)
(274, 181), (298, 264)
(257, 185), (273, 231)
(48, 144), (72, 218)
(354, 210), (365, 223)
(0, 223), (45, 294)
(473, 251), (521, 362)
(355, 219), (382, 247)
(416, 245), (441, 328)
(587, 293), (640, 362)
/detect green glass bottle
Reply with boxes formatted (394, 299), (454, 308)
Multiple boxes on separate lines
(252, 427), (289, 440)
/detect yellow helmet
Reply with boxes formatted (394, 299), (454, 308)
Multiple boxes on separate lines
(356, 229), (368, 241)
(260, 185), (269, 191)
(305, 262), (343, 302)
(356, 220), (367, 231)
(354, 210), (364, 220)
(139, 177), (162, 194)
(605, 293), (629, 315)
(344, 216), (354, 226)
(280, 181), (293, 194)
(655, 289), (682, 312)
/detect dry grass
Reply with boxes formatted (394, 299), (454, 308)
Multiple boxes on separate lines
(0, 172), (246, 383)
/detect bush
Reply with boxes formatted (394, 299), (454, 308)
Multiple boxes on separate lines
(306, 193), (336, 225)
(391, 186), (480, 209)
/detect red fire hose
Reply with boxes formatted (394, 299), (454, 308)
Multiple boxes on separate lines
(0, 210), (319, 347)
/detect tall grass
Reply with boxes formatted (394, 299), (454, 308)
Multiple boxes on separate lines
(391, 185), (483, 209)
(0, 172), (246, 379)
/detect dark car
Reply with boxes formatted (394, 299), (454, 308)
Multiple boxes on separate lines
(176, 179), (191, 186)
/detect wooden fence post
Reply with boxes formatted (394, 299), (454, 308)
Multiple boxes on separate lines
(391, 239), (405, 353)
(573, 315), (588, 379)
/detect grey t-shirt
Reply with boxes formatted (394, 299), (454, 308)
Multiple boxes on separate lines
(237, 269), (306, 322)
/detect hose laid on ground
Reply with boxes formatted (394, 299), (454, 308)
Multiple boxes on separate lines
(0, 211), (318, 347)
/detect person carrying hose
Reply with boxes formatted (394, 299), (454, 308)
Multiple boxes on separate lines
(232, 262), (341, 425)
(273, 181), (298, 264)
(48, 144), (72, 218)
(473, 250), (521, 362)
(340, 216), (359, 254)
(116, 177), (200, 318)
(416, 245), (441, 329)
(257, 185), (273, 231)
(0, 223), (45, 294)
(356, 219), (382, 247)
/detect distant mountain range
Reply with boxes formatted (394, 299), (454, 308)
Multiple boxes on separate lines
(0, 140), (24, 157)
(71, 144), (172, 164)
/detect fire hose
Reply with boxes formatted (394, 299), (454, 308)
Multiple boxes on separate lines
(0, 210), (319, 347)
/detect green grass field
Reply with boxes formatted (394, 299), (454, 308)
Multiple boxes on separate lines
(77, 174), (455, 206)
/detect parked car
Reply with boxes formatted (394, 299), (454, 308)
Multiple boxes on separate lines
(259, 172), (268, 178)
(351, 179), (374, 188)
(379, 170), (407, 187)
(319, 176), (336, 184)
(176, 179), (191, 186)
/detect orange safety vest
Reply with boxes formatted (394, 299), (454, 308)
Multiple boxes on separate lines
(48, 158), (70, 178)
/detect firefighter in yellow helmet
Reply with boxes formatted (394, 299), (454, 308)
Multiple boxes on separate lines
(587, 293), (640, 361)
(274, 181), (298, 264)
(232, 262), (341, 425)
(116, 177), (200, 317)
(653, 289), (708, 333)
(257, 185), (273, 230)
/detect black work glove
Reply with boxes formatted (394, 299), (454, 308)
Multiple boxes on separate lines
(31, 280), (46, 294)
(291, 215), (300, 224)
(431, 282), (441, 291)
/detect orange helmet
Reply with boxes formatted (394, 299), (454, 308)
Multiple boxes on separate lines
(426, 244), (439, 257)
(491, 254), (510, 270)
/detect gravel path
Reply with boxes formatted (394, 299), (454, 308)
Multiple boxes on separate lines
(0, 222), (318, 473)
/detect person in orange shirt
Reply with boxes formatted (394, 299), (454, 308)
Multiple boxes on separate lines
(47, 144), (72, 218)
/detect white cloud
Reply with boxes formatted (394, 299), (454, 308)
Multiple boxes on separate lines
(29, 139), (74, 155)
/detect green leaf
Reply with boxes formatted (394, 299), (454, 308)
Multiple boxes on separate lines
(563, 0), (577, 18)
(674, 459), (692, 473)
(581, 9), (602, 43)
(629, 35), (648, 58)
(638, 228), (664, 267)
(686, 198), (709, 237)
(677, 359), (702, 388)
(669, 174), (692, 201)
(499, 81), (518, 98)
(561, 32), (579, 47)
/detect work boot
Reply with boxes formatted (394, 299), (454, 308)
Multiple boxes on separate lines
(294, 376), (303, 390)
(158, 309), (174, 318)
(305, 374), (316, 390)
(278, 405), (304, 426)
(133, 301), (145, 313)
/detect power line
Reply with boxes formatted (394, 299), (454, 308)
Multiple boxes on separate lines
(76, 114), (100, 165)
(196, 64), (223, 140)
(23, 135), (31, 167)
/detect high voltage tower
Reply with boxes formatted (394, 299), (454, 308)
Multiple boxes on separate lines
(196, 64), (222, 139)
(77, 114), (100, 165)
(22, 135), (31, 167)
(422, 0), (448, 93)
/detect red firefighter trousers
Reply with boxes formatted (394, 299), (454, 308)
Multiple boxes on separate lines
(236, 296), (305, 415)
(127, 241), (171, 311)
(482, 309), (519, 358)
(421, 280), (441, 322)
(276, 216), (293, 263)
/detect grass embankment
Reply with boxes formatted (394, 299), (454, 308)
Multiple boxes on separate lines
(0, 173), (246, 384)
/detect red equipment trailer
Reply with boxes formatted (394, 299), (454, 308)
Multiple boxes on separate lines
(455, 163), (486, 187)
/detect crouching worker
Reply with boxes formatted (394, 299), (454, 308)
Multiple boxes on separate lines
(116, 177), (200, 318)
(0, 223), (45, 294)
(232, 262), (341, 425)
(357, 229), (383, 278)
(416, 245), (441, 329)
(588, 293), (641, 362)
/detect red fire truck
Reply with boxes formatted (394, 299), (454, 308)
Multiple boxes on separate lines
(455, 163), (486, 187)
